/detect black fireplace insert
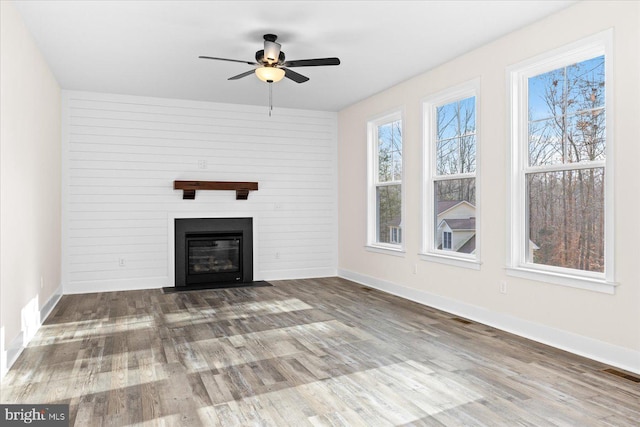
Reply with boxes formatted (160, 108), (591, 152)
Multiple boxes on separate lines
(175, 217), (253, 288)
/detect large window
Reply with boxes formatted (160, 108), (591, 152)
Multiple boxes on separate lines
(367, 112), (403, 251)
(508, 31), (614, 293)
(422, 81), (479, 268)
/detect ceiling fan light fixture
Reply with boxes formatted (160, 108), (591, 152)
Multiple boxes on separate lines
(255, 66), (285, 83)
(264, 40), (281, 63)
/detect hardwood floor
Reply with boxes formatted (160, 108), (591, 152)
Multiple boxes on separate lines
(1, 277), (639, 426)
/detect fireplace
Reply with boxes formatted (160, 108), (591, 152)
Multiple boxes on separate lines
(174, 217), (253, 288)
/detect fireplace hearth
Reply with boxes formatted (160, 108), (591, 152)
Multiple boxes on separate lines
(174, 217), (253, 288)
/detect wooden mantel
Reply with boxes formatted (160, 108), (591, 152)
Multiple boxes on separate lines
(173, 181), (258, 200)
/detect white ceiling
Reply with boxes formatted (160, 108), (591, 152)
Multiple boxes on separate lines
(14, 0), (575, 112)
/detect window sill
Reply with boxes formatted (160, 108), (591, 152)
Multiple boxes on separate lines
(365, 245), (406, 257)
(419, 252), (481, 270)
(505, 266), (617, 294)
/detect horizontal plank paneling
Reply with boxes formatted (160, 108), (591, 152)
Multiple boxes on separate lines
(63, 91), (338, 291)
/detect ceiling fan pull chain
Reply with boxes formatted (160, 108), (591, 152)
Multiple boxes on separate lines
(269, 82), (273, 117)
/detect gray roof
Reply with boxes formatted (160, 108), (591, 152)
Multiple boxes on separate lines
(437, 200), (462, 215)
(437, 200), (475, 215)
(457, 235), (476, 254)
(441, 218), (476, 230)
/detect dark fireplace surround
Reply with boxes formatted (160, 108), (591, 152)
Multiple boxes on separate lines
(174, 217), (253, 288)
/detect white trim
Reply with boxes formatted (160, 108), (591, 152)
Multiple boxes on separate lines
(60, 93), (71, 293)
(365, 245), (406, 257)
(422, 79), (480, 265)
(338, 268), (640, 375)
(64, 277), (167, 294)
(419, 252), (481, 270)
(505, 267), (617, 294)
(506, 30), (614, 291)
(366, 109), (405, 252)
(1, 285), (63, 381)
(525, 160), (606, 174)
(260, 268), (337, 281)
(2, 331), (24, 382)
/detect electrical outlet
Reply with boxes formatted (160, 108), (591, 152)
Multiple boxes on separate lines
(198, 160), (208, 169)
(413, 264), (418, 274)
(119, 258), (126, 267)
(275, 252), (280, 259)
(499, 281), (507, 294)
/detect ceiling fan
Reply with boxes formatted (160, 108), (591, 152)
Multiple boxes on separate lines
(199, 34), (341, 84)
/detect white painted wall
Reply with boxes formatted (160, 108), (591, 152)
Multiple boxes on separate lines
(338, 1), (640, 373)
(62, 91), (337, 293)
(0, 1), (62, 378)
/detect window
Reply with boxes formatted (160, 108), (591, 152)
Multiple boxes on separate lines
(422, 81), (479, 268)
(443, 231), (452, 250)
(367, 112), (403, 251)
(390, 226), (402, 244)
(508, 31), (614, 293)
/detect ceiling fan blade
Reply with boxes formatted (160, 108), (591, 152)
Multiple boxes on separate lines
(283, 68), (309, 83)
(283, 57), (341, 67)
(228, 69), (256, 80)
(199, 56), (257, 65)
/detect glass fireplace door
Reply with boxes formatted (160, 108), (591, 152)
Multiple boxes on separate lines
(185, 234), (242, 284)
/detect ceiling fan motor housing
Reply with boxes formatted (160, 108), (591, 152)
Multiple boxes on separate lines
(255, 50), (285, 65)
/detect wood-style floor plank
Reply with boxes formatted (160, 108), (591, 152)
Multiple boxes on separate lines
(1, 277), (639, 426)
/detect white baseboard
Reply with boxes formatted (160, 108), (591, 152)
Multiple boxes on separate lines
(338, 268), (640, 375)
(63, 269), (338, 294)
(1, 285), (63, 381)
(260, 267), (338, 282)
(64, 276), (168, 294)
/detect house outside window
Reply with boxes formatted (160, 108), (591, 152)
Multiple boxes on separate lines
(422, 80), (480, 269)
(507, 31), (614, 293)
(367, 112), (404, 252)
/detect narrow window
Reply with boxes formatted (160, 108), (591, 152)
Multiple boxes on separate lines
(422, 81), (479, 268)
(367, 112), (403, 251)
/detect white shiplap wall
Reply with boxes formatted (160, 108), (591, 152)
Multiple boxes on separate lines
(62, 91), (337, 293)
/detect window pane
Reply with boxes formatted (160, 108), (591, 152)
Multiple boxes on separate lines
(566, 110), (606, 163)
(527, 168), (604, 272)
(566, 55), (605, 115)
(459, 97), (476, 134)
(528, 68), (565, 122)
(436, 137), (459, 175)
(435, 178), (476, 253)
(437, 103), (458, 140)
(378, 120), (402, 182)
(460, 135), (476, 173)
(436, 97), (476, 175)
(376, 184), (402, 245)
(528, 56), (606, 167)
(529, 117), (563, 166)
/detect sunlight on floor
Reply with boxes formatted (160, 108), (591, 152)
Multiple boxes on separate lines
(184, 319), (375, 372)
(197, 360), (481, 426)
(28, 315), (155, 347)
(161, 298), (314, 326)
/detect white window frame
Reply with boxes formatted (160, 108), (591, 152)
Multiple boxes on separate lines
(421, 80), (481, 270)
(366, 110), (405, 255)
(507, 30), (616, 294)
